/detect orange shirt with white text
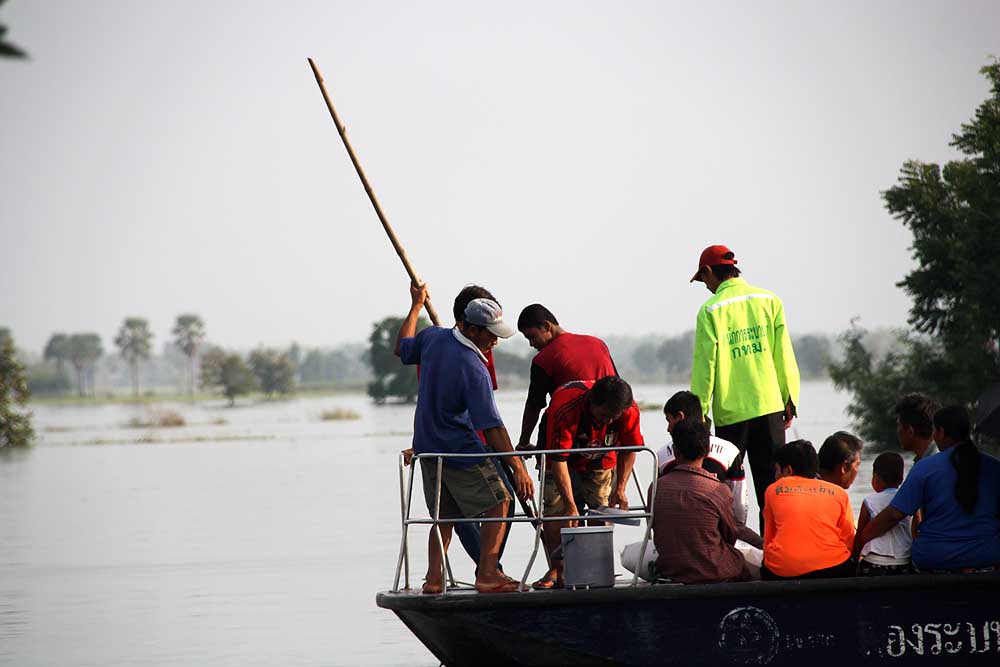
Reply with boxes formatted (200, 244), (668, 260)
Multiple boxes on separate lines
(763, 476), (854, 577)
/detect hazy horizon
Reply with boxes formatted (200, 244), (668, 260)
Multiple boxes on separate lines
(3, 1), (999, 354)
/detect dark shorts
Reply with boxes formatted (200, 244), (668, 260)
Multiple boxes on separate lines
(543, 468), (613, 515)
(420, 458), (511, 520)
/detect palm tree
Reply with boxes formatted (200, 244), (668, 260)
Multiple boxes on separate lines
(114, 318), (152, 398)
(172, 314), (205, 397)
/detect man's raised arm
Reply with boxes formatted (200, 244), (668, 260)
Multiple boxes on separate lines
(394, 282), (429, 357)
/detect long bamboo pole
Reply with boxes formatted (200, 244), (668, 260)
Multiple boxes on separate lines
(307, 57), (441, 326)
(308, 59), (542, 556)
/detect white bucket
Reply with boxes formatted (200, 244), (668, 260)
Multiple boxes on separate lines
(561, 525), (614, 589)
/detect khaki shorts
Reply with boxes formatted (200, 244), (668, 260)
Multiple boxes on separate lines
(543, 468), (613, 515)
(420, 458), (511, 519)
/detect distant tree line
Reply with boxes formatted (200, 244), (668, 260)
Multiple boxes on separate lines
(12, 315), (859, 409)
(365, 315), (839, 403)
(34, 314), (205, 398)
(607, 331), (834, 384)
(298, 343), (370, 389)
(16, 312), (374, 405)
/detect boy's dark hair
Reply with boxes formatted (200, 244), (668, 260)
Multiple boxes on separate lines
(672, 417), (710, 461)
(663, 390), (704, 422)
(894, 393), (938, 438)
(453, 285), (497, 323)
(818, 431), (863, 472)
(588, 376), (633, 414)
(774, 440), (818, 478)
(710, 263), (741, 281)
(935, 405), (981, 514)
(873, 452), (904, 488)
(516, 303), (559, 331)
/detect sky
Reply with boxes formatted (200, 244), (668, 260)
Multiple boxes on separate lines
(2, 1), (998, 354)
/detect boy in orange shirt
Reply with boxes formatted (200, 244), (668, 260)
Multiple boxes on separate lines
(762, 440), (855, 579)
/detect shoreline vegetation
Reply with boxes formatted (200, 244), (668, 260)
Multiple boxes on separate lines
(21, 328), (838, 402)
(27, 384), (368, 406)
(60, 434), (278, 446)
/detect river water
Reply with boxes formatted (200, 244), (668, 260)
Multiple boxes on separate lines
(1, 381), (867, 666)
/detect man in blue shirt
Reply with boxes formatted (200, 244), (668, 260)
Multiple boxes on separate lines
(394, 282), (534, 594)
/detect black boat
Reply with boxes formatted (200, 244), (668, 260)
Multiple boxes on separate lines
(380, 449), (1000, 666)
(378, 573), (1000, 666)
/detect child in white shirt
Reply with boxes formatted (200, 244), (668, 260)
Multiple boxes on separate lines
(856, 452), (912, 575)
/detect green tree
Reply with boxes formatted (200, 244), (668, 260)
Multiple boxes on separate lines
(249, 348), (296, 398)
(367, 316), (428, 403)
(0, 0), (28, 59)
(0, 328), (34, 448)
(172, 314), (205, 397)
(200, 347), (257, 406)
(114, 318), (153, 398)
(831, 60), (1000, 447)
(43, 333), (71, 381)
(67, 333), (103, 397)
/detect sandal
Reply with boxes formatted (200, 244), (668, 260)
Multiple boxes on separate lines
(531, 575), (564, 590)
(475, 579), (520, 594)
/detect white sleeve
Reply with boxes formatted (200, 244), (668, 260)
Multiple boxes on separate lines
(656, 442), (675, 474)
(728, 477), (749, 526)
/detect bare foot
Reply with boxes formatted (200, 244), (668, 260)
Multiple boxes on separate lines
(421, 580), (444, 595)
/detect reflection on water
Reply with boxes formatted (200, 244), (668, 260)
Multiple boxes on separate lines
(1, 383), (857, 666)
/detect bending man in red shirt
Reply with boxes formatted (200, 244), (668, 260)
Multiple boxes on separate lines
(515, 303), (618, 452)
(532, 376), (644, 589)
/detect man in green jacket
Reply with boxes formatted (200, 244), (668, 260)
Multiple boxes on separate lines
(689, 244), (800, 527)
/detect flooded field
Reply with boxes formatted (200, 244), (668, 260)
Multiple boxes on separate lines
(1, 382), (860, 666)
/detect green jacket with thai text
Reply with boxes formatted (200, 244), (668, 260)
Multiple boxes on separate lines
(690, 278), (800, 427)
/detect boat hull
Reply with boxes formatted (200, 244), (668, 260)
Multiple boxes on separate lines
(377, 573), (1000, 666)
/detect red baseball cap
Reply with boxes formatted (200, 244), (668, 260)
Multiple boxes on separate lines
(690, 245), (737, 282)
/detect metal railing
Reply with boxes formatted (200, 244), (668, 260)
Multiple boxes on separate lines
(393, 445), (659, 594)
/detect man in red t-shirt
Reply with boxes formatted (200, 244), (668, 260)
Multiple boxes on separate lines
(515, 304), (618, 452)
(531, 376), (643, 589)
